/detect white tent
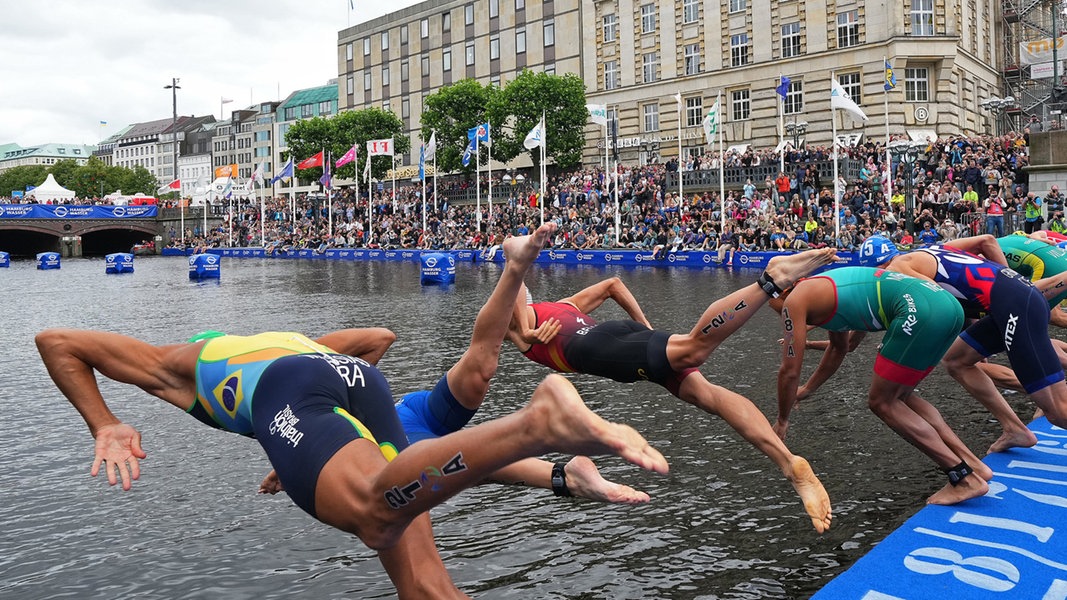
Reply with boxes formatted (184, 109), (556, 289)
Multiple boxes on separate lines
(26, 174), (76, 203)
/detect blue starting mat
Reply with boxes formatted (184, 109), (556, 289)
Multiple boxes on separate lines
(815, 417), (1067, 600)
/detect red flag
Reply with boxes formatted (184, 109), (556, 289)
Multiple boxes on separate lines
(166, 178), (180, 190)
(296, 151), (324, 169)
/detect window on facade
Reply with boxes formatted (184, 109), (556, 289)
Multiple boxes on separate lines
(732, 89), (751, 121)
(443, 12), (451, 31)
(382, 66), (390, 86)
(684, 43), (701, 75)
(544, 64), (555, 75)
(489, 0), (499, 18)
(346, 76), (354, 94)
(643, 103), (659, 132)
(400, 25), (408, 45)
(905, 67), (929, 101)
(544, 20), (555, 46)
(465, 3), (474, 25)
(683, 0), (699, 24)
(402, 99), (410, 119)
(443, 49), (452, 71)
(685, 97), (703, 127)
(302, 104), (314, 118)
(421, 18), (428, 38)
(516, 0), (524, 9)
(729, 0), (746, 13)
(490, 35), (500, 60)
(490, 75), (501, 86)
(517, 27), (526, 53)
(782, 22), (800, 58)
(911, 0), (934, 36)
(837, 11), (859, 48)
(603, 14), (617, 42)
(730, 33), (749, 67)
(363, 38), (371, 55)
(839, 72), (861, 106)
(364, 72), (372, 90)
(641, 4), (656, 34)
(643, 51), (658, 83)
(422, 56), (430, 76)
(320, 100), (333, 115)
(383, 100), (390, 112)
(346, 43), (353, 61)
(605, 60), (618, 89)
(465, 42), (475, 65)
(401, 60), (409, 81)
(784, 80), (803, 114)
(381, 31), (389, 51)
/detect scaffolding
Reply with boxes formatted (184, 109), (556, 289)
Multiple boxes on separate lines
(1002, 0), (1065, 129)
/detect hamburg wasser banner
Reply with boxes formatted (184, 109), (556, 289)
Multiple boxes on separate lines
(0, 204), (158, 218)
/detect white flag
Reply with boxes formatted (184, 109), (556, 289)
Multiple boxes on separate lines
(424, 131), (437, 162)
(830, 77), (869, 122)
(367, 138), (394, 156)
(702, 100), (720, 144)
(523, 116), (545, 150)
(364, 155), (372, 182)
(674, 92), (683, 107)
(586, 103), (608, 126)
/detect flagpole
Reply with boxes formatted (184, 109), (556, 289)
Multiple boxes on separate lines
(421, 141), (427, 246)
(541, 110), (546, 226)
(676, 92), (684, 210)
(778, 74), (785, 175)
(203, 187), (208, 241)
(487, 119), (493, 226)
(613, 113), (620, 243)
(718, 91), (726, 235)
(432, 131), (438, 211)
(476, 135), (481, 232)
(258, 174), (264, 248)
(227, 192), (233, 247)
(180, 190), (185, 247)
(832, 72), (841, 244)
(884, 56), (893, 206)
(326, 150), (333, 240)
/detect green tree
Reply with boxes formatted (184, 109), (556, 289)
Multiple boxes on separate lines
(121, 165), (159, 196)
(0, 165), (48, 198)
(421, 79), (498, 174)
(68, 156), (110, 199)
(487, 70), (588, 171)
(285, 107), (409, 184)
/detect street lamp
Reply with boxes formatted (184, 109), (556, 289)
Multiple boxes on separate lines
(784, 120), (808, 149)
(980, 95), (1015, 135)
(165, 77), (181, 244)
(888, 139), (925, 233)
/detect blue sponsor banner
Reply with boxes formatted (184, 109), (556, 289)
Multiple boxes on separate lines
(814, 417), (1067, 600)
(0, 204), (158, 219)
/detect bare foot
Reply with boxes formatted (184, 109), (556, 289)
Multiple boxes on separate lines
(987, 428), (1038, 454)
(564, 456), (651, 504)
(259, 469), (284, 494)
(524, 375), (669, 475)
(787, 456), (832, 534)
(927, 474), (989, 505)
(503, 222), (556, 265)
(764, 248), (840, 289)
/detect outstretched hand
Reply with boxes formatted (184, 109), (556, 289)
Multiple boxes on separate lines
(530, 318), (562, 345)
(259, 469), (284, 494)
(91, 423), (146, 491)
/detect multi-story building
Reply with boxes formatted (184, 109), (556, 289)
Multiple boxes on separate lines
(338, 0), (1008, 168)
(272, 82), (338, 196)
(0, 142), (98, 176)
(93, 126), (133, 167)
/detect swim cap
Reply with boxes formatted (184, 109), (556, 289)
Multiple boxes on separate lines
(187, 330), (226, 343)
(858, 235), (899, 268)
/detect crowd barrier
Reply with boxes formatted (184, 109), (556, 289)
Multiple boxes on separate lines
(162, 246), (862, 268)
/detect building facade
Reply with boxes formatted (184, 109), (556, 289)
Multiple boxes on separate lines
(337, 0), (1009, 169)
(0, 142), (98, 176)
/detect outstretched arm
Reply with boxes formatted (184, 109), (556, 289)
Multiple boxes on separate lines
(946, 234), (1009, 266)
(796, 331), (853, 401)
(775, 299), (809, 440)
(315, 328), (397, 365)
(561, 277), (652, 328)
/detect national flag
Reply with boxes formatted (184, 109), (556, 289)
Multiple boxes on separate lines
(367, 138), (394, 156)
(250, 162), (265, 185)
(884, 60), (897, 91)
(157, 178), (181, 194)
(461, 139), (475, 167)
(335, 143), (358, 168)
(609, 116), (619, 162)
(776, 76), (791, 100)
(831, 77), (869, 122)
(424, 131), (437, 162)
(468, 122), (490, 146)
(319, 158), (332, 189)
(270, 158), (294, 185)
(523, 116), (545, 150)
(586, 104), (608, 126)
(419, 144), (426, 182)
(363, 154), (372, 182)
(702, 100), (720, 144)
(99, 120), (107, 127)
(297, 151), (324, 169)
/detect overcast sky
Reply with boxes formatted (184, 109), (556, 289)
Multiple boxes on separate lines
(2, 0), (421, 148)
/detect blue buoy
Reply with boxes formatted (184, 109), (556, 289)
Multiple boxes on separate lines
(105, 252), (135, 274)
(188, 253), (221, 280)
(0, 251), (9, 267)
(36, 252), (60, 270)
(420, 252), (456, 285)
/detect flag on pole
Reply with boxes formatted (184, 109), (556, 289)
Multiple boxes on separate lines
(468, 123), (490, 145)
(270, 158), (294, 184)
(335, 143), (358, 168)
(831, 77), (869, 121)
(523, 116), (546, 150)
(363, 155), (372, 182)
(462, 139), (475, 167)
(674, 92), (683, 107)
(297, 151), (324, 169)
(319, 158), (332, 189)
(419, 144), (426, 182)
(367, 138), (394, 156)
(776, 76), (791, 99)
(586, 104), (608, 126)
(424, 131), (437, 161)
(157, 178), (181, 194)
(99, 120), (108, 127)
(609, 116), (619, 162)
(245, 163), (265, 192)
(702, 100), (720, 144)
(884, 60), (897, 91)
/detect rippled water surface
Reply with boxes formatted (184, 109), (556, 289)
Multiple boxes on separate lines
(0, 255), (1023, 599)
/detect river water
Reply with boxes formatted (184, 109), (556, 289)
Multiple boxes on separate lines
(0, 256), (1022, 599)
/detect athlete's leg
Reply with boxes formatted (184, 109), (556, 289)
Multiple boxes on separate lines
(901, 391), (993, 481)
(675, 372), (832, 533)
(313, 374), (667, 549)
(377, 514), (467, 600)
(941, 336), (1037, 453)
(486, 456), (652, 504)
(445, 223), (555, 408)
(666, 248), (839, 368)
(1027, 381), (1067, 429)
